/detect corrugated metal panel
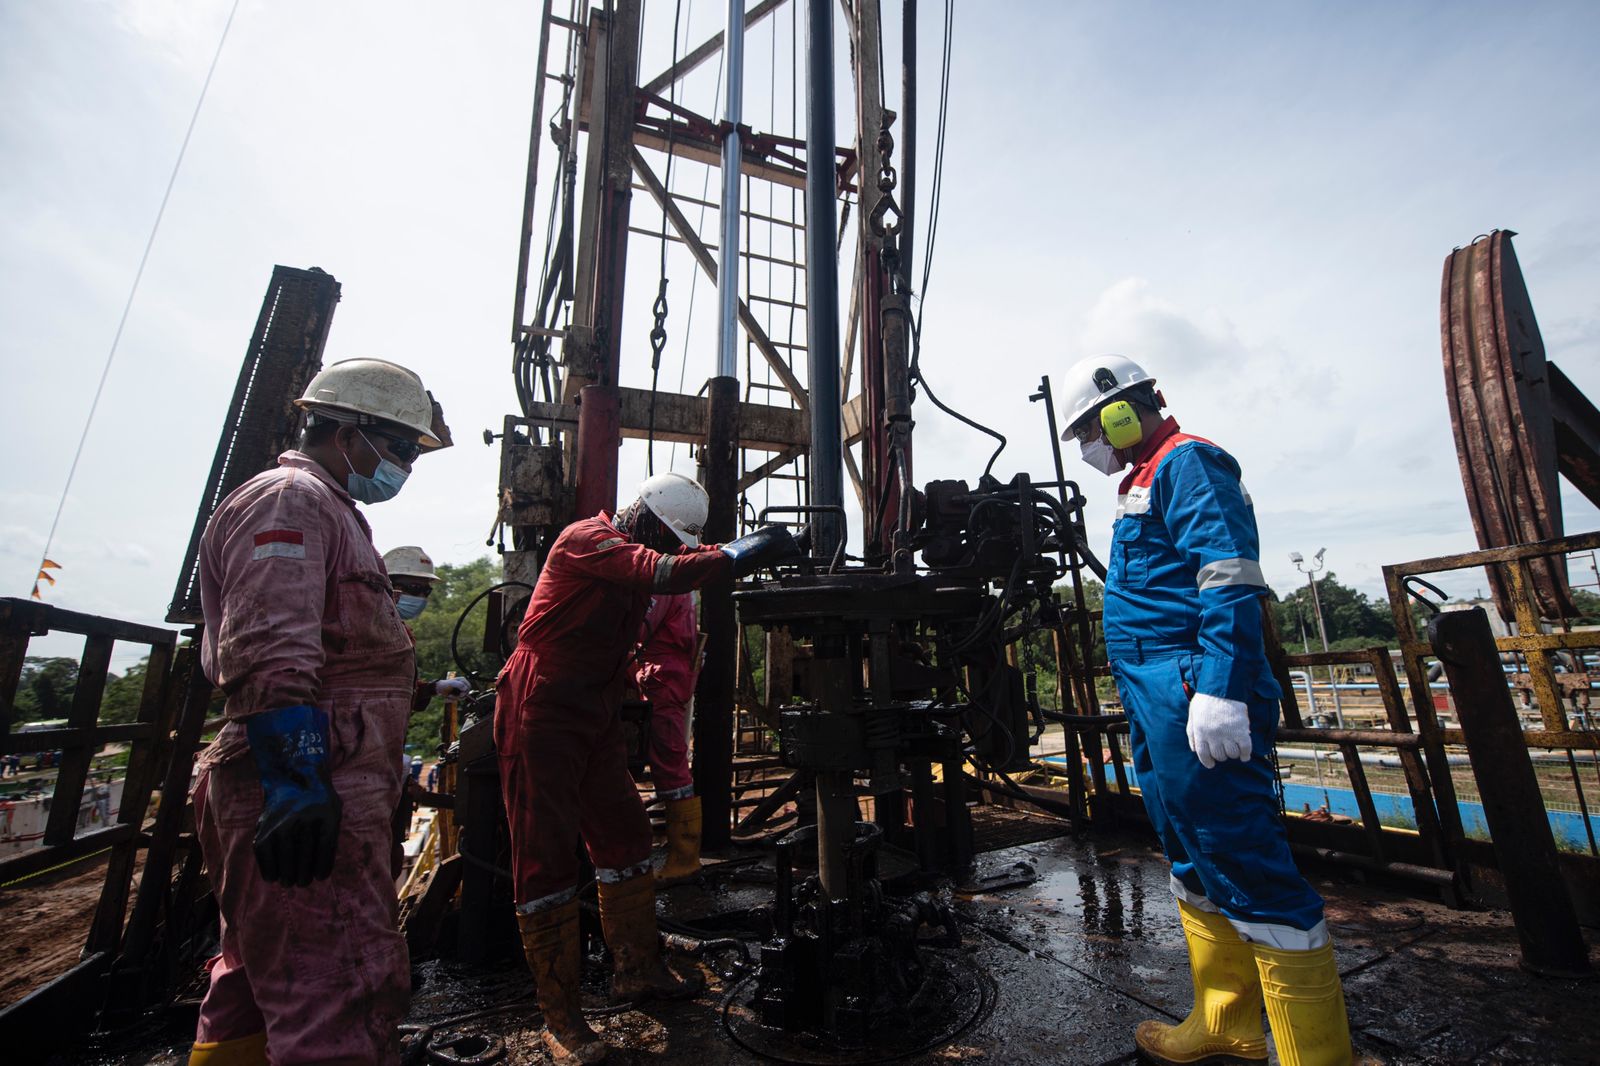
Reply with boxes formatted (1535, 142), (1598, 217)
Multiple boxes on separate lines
(166, 266), (341, 623)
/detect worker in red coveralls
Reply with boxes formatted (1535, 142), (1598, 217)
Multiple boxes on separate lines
(189, 358), (449, 1066)
(496, 472), (797, 1065)
(631, 591), (703, 882)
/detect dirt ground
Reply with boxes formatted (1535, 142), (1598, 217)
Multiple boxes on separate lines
(0, 851), (124, 1009)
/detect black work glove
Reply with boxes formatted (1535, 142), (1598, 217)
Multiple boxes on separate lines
(245, 704), (343, 887)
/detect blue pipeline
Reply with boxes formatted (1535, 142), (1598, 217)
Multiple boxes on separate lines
(1038, 756), (1600, 853)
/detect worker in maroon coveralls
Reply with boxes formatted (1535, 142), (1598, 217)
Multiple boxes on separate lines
(631, 591), (703, 882)
(496, 472), (797, 1065)
(189, 358), (448, 1066)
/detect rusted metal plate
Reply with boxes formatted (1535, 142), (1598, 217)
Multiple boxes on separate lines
(1550, 361), (1600, 507)
(1440, 230), (1573, 620)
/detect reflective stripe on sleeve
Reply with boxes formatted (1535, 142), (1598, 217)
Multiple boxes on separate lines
(596, 537), (625, 550)
(1196, 557), (1266, 591)
(653, 555), (677, 591)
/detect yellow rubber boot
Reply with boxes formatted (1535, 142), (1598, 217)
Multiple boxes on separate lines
(517, 901), (610, 1065)
(1252, 941), (1354, 1066)
(1135, 901), (1267, 1065)
(656, 796), (703, 884)
(187, 1032), (267, 1066)
(599, 871), (704, 1004)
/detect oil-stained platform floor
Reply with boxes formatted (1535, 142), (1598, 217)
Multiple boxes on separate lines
(57, 820), (1600, 1065)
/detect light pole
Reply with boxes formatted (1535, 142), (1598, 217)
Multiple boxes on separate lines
(1290, 548), (1345, 728)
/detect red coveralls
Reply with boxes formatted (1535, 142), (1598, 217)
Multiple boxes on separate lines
(632, 593), (699, 799)
(194, 451), (414, 1064)
(495, 513), (728, 912)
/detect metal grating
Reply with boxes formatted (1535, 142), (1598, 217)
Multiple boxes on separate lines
(166, 265), (341, 623)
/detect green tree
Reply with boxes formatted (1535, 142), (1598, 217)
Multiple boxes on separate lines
(1571, 589), (1600, 626)
(12, 657), (79, 723)
(1016, 577), (1107, 711)
(405, 556), (505, 751)
(1271, 572), (1397, 651)
(98, 657), (151, 724)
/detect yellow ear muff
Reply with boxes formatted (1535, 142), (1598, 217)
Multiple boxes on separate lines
(1100, 400), (1143, 450)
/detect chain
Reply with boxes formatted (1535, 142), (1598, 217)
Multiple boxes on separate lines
(868, 122), (903, 286)
(646, 0), (685, 476)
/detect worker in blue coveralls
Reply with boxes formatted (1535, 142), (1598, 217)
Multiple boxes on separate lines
(1060, 354), (1360, 1066)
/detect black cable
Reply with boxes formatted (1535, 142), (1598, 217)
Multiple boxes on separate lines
(450, 581), (536, 681)
(900, 0), (1004, 474)
(917, 0), (953, 304)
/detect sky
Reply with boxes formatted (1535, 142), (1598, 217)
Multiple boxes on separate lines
(3, 0), (1598, 671)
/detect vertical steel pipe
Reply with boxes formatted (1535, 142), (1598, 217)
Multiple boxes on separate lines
(573, 384), (621, 517)
(694, 376), (741, 849)
(805, 0), (844, 558)
(715, 0), (745, 380)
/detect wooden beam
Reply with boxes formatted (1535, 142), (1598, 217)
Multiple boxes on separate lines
(738, 445), (804, 492)
(630, 148), (811, 411)
(840, 235), (863, 396)
(518, 388), (809, 453)
(843, 441), (867, 511)
(633, 129), (806, 191)
(640, 0), (790, 96)
(842, 392), (867, 445)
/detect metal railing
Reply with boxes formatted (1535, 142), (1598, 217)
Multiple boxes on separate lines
(0, 598), (213, 1047)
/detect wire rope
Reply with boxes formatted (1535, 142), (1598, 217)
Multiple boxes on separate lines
(30, 0), (241, 596)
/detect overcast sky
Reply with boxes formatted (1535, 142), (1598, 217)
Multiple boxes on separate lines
(3, 1), (1598, 670)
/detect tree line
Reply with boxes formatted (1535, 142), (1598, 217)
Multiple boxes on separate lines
(13, 560), (1599, 737)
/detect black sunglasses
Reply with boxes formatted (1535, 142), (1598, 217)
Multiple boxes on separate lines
(365, 429), (422, 464)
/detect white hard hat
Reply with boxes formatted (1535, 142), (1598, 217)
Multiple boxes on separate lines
(382, 545), (439, 583)
(295, 358), (442, 448)
(638, 472), (709, 547)
(1058, 354), (1157, 438)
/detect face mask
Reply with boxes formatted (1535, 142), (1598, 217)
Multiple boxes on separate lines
(1080, 437), (1126, 476)
(343, 430), (410, 504)
(395, 594), (428, 620)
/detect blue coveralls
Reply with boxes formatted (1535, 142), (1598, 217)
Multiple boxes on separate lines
(1104, 417), (1327, 948)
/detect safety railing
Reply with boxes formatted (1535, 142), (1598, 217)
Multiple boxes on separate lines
(1383, 533), (1600, 868)
(0, 598), (217, 1049)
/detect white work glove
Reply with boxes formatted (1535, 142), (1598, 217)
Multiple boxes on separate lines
(1185, 692), (1251, 769)
(434, 678), (471, 700)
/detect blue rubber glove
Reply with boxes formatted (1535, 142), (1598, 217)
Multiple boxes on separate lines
(245, 705), (342, 887)
(720, 525), (800, 578)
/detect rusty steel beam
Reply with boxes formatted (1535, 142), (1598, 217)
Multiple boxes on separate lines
(1550, 361), (1600, 507)
(1440, 230), (1573, 620)
(1429, 607), (1591, 976)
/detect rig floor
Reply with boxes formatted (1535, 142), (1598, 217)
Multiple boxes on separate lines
(45, 823), (1600, 1065)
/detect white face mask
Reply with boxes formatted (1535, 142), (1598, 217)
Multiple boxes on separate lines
(1080, 437), (1126, 476)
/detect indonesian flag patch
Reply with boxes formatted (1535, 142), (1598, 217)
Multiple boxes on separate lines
(252, 529), (306, 560)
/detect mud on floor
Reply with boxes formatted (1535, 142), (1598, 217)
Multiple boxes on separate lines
(27, 832), (1600, 1064)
